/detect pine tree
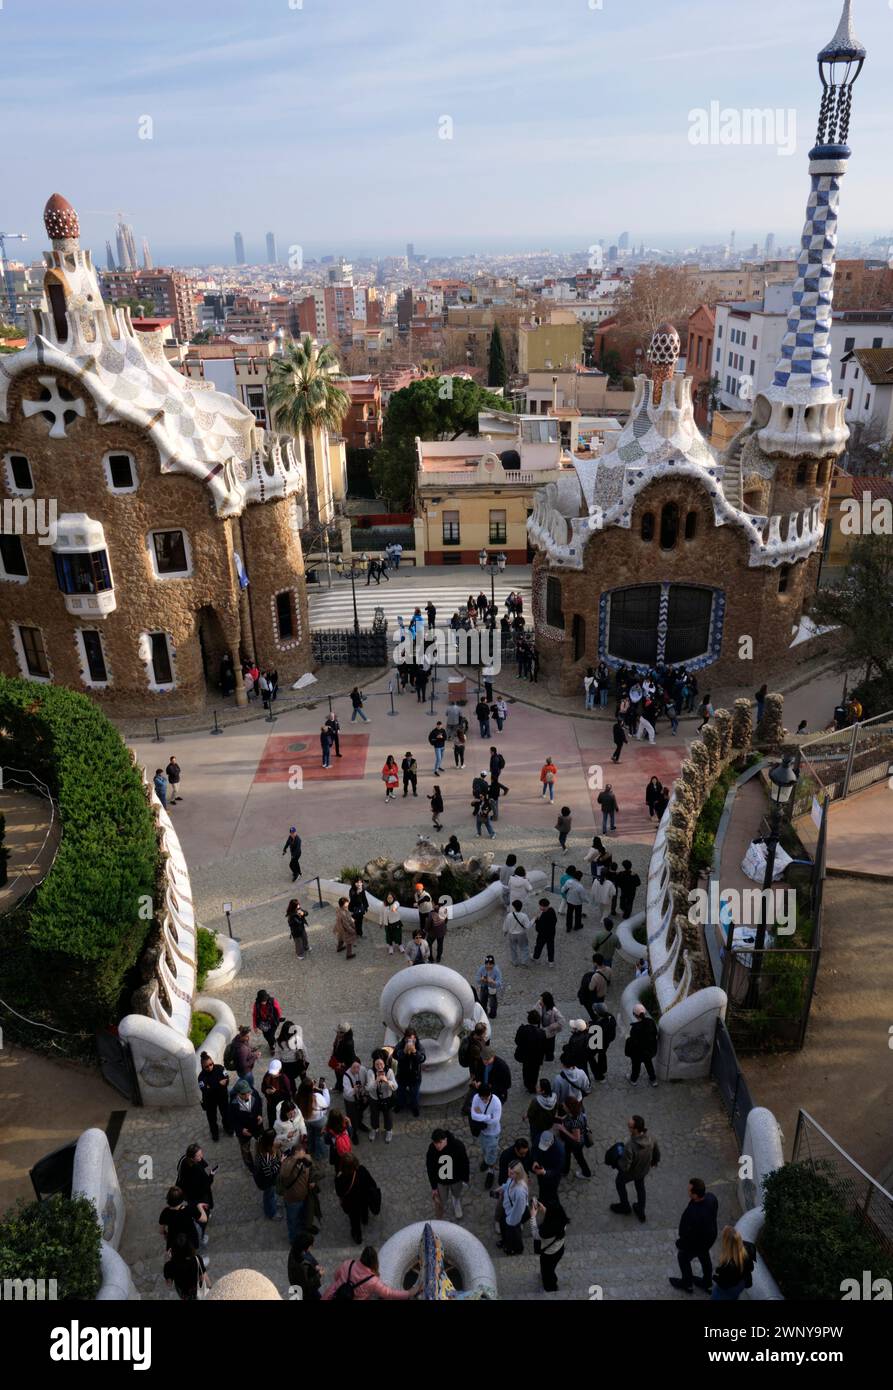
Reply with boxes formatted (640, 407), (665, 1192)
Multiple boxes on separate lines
(487, 324), (507, 389)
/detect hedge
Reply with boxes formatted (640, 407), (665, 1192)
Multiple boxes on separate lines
(761, 1162), (893, 1300)
(0, 677), (159, 1032)
(0, 1194), (103, 1299)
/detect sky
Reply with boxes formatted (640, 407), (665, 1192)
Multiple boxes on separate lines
(2, 0), (892, 265)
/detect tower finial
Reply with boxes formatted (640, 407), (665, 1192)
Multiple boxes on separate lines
(815, 0), (866, 150)
(646, 322), (679, 405)
(44, 193), (80, 242)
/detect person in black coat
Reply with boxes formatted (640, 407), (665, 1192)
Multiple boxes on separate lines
(325, 713), (342, 757)
(532, 900), (557, 964)
(282, 827), (302, 881)
(514, 1012), (548, 1094)
(197, 1052), (232, 1140)
(176, 1144), (215, 1228)
(288, 1231), (323, 1300)
(625, 1004), (659, 1086)
(611, 718), (628, 763)
(616, 859), (641, 920)
(348, 880), (369, 938)
(228, 1080), (264, 1171)
(533, 1198), (569, 1293)
(645, 777), (664, 820)
(669, 1179), (719, 1292)
(426, 1129), (470, 1219)
(497, 1137), (532, 1186)
(471, 1049), (512, 1103)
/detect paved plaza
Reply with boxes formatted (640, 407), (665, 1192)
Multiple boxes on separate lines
(117, 686), (742, 1300)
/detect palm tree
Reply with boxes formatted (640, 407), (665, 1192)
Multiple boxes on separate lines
(266, 335), (350, 525)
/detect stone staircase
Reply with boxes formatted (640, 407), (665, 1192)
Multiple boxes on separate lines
(721, 451), (744, 510)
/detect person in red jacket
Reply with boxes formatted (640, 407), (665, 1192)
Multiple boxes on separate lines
(382, 756), (400, 802)
(252, 990), (283, 1055)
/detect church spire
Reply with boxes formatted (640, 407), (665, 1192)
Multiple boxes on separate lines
(770, 1), (866, 400)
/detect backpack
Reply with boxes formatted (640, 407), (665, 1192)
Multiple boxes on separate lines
(457, 1036), (472, 1068)
(333, 1260), (375, 1301)
(223, 1039), (239, 1072)
(596, 1013), (617, 1047)
(577, 970), (595, 1005)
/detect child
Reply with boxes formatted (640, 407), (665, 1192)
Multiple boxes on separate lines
(635, 957), (649, 979)
(556, 806), (572, 852)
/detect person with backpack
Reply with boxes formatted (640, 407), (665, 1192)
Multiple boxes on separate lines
(252, 990), (283, 1056)
(401, 751), (418, 797)
(539, 757), (557, 802)
(286, 899), (310, 960)
(626, 1002), (659, 1086)
(553, 1060), (591, 1105)
(282, 826), (302, 881)
(555, 1097), (593, 1180)
(228, 1078), (264, 1173)
(197, 1051), (232, 1142)
(526, 1078), (559, 1146)
(555, 806), (572, 854)
(611, 718), (628, 764)
(514, 1011), (548, 1094)
(322, 1246), (419, 1301)
(597, 784), (619, 834)
(429, 721), (447, 774)
(328, 1022), (356, 1091)
(577, 954), (611, 1024)
(288, 1230), (323, 1299)
(610, 1113), (660, 1221)
(426, 1128), (470, 1220)
(334, 1154), (380, 1245)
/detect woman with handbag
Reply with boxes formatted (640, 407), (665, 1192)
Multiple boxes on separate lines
(164, 1232), (211, 1301)
(334, 1153), (380, 1245)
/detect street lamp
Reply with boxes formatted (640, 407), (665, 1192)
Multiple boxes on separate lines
(334, 552), (368, 638)
(478, 547), (507, 609)
(746, 753), (798, 1008)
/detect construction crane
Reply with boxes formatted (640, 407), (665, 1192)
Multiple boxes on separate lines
(0, 232), (27, 324)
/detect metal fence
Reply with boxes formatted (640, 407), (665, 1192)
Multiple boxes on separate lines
(793, 709), (893, 818)
(792, 1110), (893, 1260)
(711, 1018), (754, 1146)
(311, 628), (389, 666)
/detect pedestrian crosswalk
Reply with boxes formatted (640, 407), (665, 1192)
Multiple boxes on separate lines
(309, 572), (533, 634)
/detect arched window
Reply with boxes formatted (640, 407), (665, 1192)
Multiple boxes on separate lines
(684, 510), (698, 540)
(46, 281), (68, 341)
(795, 463), (807, 486)
(659, 502), (679, 550)
(546, 576), (564, 630)
(778, 564), (791, 594)
(640, 511), (655, 542)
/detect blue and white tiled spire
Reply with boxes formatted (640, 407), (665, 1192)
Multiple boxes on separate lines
(771, 0), (866, 402)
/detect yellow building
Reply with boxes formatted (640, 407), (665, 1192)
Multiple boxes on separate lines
(415, 418), (569, 564)
(518, 319), (583, 373)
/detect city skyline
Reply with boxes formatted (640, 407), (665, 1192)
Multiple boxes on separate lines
(2, 0), (892, 265)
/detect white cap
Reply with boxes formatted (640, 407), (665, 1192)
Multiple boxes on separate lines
(569, 1019), (588, 1032)
(268, 1059), (282, 1075)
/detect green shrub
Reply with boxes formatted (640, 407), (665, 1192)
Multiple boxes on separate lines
(195, 927), (223, 991)
(0, 677), (159, 1031)
(761, 1163), (893, 1300)
(340, 865), (364, 886)
(189, 1010), (215, 1048)
(0, 1194), (102, 1299)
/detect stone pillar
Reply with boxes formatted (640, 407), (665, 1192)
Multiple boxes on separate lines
(413, 515), (427, 564)
(337, 515), (352, 558)
(234, 667), (247, 708)
(731, 698), (753, 752)
(701, 723), (722, 778)
(713, 707), (732, 759)
(756, 692), (785, 748)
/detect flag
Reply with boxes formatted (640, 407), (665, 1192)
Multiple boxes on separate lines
(233, 552), (249, 589)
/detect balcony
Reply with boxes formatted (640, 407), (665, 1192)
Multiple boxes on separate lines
(52, 515), (116, 617)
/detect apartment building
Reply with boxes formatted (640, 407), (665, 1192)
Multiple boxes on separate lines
(102, 267), (198, 340)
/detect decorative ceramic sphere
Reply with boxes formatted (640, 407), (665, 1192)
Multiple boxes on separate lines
(44, 193), (79, 241)
(647, 322), (680, 367)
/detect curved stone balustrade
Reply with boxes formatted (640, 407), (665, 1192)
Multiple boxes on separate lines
(320, 869), (546, 928)
(378, 1221), (497, 1300)
(379, 964), (489, 1104)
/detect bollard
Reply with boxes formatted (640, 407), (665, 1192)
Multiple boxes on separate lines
(388, 688), (397, 716)
(550, 861), (557, 893)
(266, 702), (276, 724)
(153, 718), (162, 744)
(328, 695), (334, 714)
(311, 875), (326, 911)
(210, 709), (222, 736)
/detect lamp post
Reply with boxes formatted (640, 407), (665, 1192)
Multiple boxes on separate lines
(478, 547), (507, 610)
(335, 552), (367, 665)
(745, 753), (798, 1008)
